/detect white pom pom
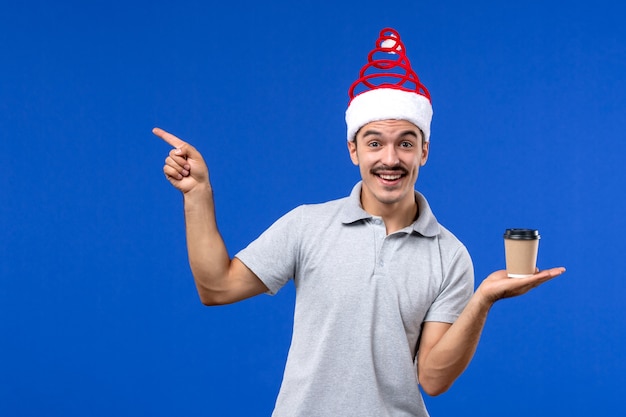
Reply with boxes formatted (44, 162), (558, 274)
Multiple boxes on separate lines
(381, 37), (401, 54)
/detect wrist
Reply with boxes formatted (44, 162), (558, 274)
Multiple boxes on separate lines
(183, 182), (213, 198)
(472, 286), (496, 311)
(183, 183), (214, 209)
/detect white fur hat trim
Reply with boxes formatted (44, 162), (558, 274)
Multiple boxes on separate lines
(345, 88), (433, 142)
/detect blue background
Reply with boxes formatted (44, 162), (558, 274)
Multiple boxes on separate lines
(2, 0), (625, 415)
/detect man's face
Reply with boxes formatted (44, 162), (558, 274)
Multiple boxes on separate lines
(347, 119), (429, 215)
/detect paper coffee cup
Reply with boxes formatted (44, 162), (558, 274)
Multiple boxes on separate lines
(504, 229), (540, 278)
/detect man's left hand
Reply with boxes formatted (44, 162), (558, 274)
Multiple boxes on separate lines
(476, 267), (566, 305)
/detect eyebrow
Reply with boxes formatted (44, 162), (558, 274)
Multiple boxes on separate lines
(361, 129), (419, 140)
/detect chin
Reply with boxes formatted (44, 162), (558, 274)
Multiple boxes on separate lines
(373, 191), (406, 205)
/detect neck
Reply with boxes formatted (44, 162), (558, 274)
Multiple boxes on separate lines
(361, 193), (418, 235)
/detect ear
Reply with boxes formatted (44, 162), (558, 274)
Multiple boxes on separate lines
(420, 141), (430, 166)
(347, 140), (359, 166)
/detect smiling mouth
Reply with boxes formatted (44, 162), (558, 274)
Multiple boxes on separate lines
(378, 173), (403, 181)
(372, 166), (407, 182)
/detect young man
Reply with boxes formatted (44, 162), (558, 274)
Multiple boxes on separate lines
(153, 28), (565, 417)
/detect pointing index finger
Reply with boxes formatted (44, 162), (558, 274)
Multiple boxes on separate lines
(152, 127), (186, 148)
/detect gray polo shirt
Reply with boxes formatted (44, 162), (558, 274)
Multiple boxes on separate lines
(236, 182), (474, 417)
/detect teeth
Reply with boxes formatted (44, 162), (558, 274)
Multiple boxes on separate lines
(379, 174), (401, 180)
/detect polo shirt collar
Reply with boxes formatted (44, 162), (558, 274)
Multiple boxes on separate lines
(340, 182), (441, 237)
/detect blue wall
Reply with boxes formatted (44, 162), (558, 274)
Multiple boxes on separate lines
(1, 1), (625, 415)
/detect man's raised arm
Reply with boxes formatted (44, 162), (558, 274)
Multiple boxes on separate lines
(153, 127), (268, 305)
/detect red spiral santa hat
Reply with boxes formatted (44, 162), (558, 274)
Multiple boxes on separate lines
(345, 28), (433, 142)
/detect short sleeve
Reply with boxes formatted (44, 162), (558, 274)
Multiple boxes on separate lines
(235, 206), (303, 295)
(424, 244), (474, 323)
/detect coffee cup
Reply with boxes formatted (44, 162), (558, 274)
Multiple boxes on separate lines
(504, 229), (540, 278)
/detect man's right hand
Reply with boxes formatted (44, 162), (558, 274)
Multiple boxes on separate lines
(153, 127), (210, 194)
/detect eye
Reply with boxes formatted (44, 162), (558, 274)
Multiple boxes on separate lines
(368, 141), (381, 148)
(400, 141), (414, 148)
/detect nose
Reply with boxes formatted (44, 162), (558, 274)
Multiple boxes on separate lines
(381, 145), (400, 166)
